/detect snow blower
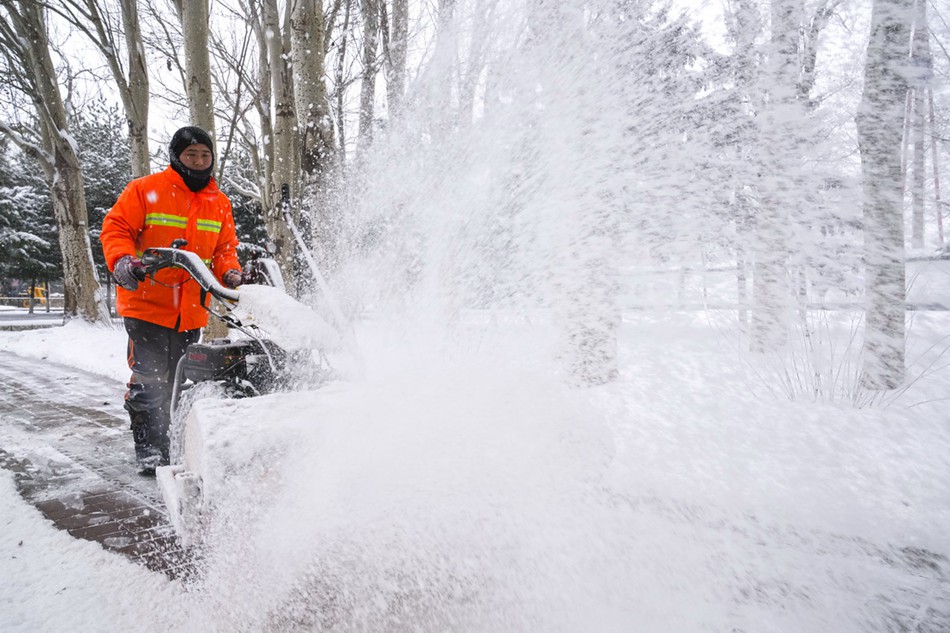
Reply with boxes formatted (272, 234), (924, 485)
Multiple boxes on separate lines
(136, 241), (333, 547)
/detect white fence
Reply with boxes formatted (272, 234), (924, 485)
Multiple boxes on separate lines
(619, 258), (950, 311)
(0, 296), (66, 310)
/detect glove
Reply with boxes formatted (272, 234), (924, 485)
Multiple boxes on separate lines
(114, 255), (145, 291)
(222, 269), (245, 289)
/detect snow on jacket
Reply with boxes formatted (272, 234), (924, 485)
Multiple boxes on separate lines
(100, 166), (241, 332)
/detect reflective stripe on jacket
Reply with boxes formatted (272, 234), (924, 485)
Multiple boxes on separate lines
(100, 166), (241, 332)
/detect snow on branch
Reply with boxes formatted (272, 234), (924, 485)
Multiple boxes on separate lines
(223, 175), (262, 202)
(0, 120), (53, 169)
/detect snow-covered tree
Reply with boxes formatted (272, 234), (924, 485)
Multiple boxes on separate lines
(218, 148), (270, 255)
(0, 0), (108, 323)
(0, 146), (60, 297)
(74, 101), (132, 283)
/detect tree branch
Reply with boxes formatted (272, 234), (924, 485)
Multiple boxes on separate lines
(0, 120), (52, 170)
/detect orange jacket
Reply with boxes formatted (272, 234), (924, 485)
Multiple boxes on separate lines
(100, 166), (241, 332)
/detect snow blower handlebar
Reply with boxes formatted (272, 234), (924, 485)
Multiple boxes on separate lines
(139, 245), (241, 303)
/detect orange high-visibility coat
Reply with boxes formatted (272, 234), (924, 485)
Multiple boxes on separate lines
(100, 166), (241, 332)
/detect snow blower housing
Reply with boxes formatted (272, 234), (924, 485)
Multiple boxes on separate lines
(180, 337), (289, 393)
(136, 244), (315, 410)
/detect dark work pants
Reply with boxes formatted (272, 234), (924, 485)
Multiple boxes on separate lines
(124, 317), (201, 420)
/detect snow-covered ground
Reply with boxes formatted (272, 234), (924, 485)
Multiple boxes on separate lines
(1, 298), (948, 632)
(0, 470), (189, 631)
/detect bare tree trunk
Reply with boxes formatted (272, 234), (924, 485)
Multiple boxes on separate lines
(900, 89), (913, 180)
(246, 0), (275, 213)
(334, 0), (353, 161)
(457, 0), (493, 129)
(292, 0), (334, 180)
(857, 0), (913, 389)
(175, 0), (215, 132)
(428, 0), (457, 131)
(910, 0), (932, 248)
(27, 279), (35, 315)
(749, 0), (804, 352)
(725, 0), (760, 333)
(51, 127), (108, 322)
(0, 2), (108, 323)
(798, 0), (839, 107)
(911, 89), (925, 248)
(264, 0), (298, 283)
(292, 0), (337, 274)
(120, 0), (150, 177)
(382, 0), (408, 120)
(930, 90), (944, 243)
(358, 0), (379, 153)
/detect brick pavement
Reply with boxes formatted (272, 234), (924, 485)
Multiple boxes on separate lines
(0, 351), (195, 579)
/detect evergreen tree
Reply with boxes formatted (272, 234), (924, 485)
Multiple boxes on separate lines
(0, 100), (132, 302)
(218, 150), (270, 261)
(0, 140), (59, 294)
(73, 100), (132, 282)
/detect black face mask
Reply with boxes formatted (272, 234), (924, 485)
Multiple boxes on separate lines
(170, 158), (213, 192)
(168, 126), (215, 192)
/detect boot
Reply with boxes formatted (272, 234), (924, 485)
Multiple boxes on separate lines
(130, 409), (167, 475)
(155, 403), (172, 465)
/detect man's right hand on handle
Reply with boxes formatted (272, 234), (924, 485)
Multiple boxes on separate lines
(114, 255), (146, 291)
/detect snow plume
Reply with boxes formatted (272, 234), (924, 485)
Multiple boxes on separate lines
(163, 3), (947, 631)
(172, 312), (950, 632)
(335, 3), (709, 347)
(232, 284), (341, 352)
(186, 334), (621, 632)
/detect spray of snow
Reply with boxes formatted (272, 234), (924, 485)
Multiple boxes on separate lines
(177, 312), (950, 632)
(232, 284), (340, 352)
(174, 3), (950, 630)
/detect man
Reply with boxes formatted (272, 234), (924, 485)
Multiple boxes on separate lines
(100, 126), (244, 475)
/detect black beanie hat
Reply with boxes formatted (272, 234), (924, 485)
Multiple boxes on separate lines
(169, 126), (214, 192)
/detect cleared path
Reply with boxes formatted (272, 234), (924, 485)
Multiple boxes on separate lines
(0, 350), (193, 578)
